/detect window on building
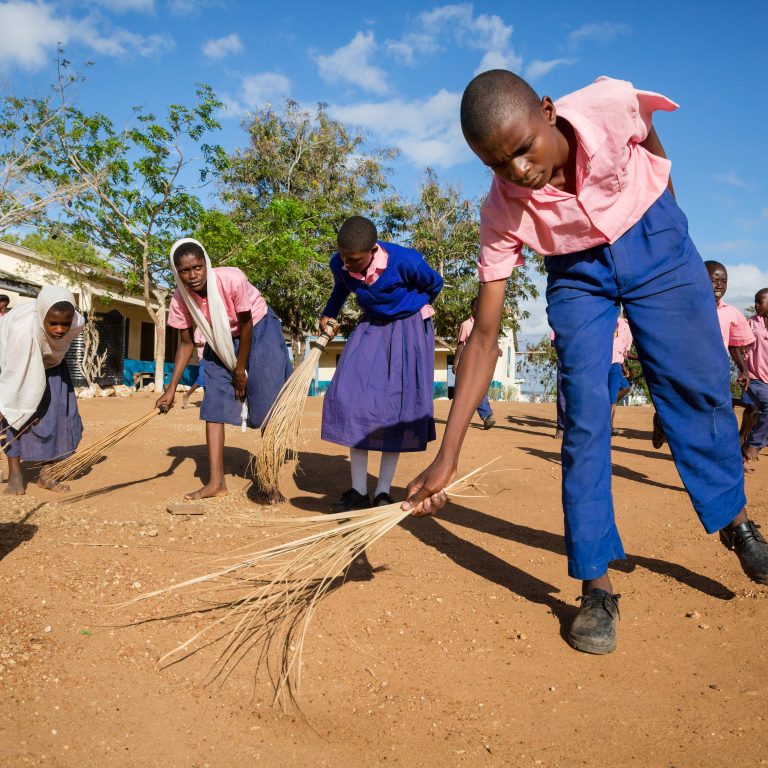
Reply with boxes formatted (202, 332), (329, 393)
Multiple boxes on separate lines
(140, 321), (154, 360)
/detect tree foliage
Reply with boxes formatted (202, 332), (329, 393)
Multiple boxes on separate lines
(213, 100), (398, 356)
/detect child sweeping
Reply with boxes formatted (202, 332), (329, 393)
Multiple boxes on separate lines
(0, 286), (84, 495)
(319, 216), (443, 511)
(156, 238), (291, 500)
(403, 71), (768, 655)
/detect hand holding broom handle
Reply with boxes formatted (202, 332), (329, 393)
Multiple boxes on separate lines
(313, 318), (339, 350)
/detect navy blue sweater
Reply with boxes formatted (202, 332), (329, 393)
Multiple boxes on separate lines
(322, 242), (443, 322)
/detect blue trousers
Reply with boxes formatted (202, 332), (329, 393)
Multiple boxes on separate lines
(608, 363), (631, 403)
(477, 394), (493, 421)
(743, 380), (768, 449)
(546, 189), (746, 580)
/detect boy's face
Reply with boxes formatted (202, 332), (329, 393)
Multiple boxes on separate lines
(176, 253), (207, 293)
(339, 245), (377, 274)
(755, 292), (768, 317)
(708, 266), (728, 301)
(43, 307), (74, 339)
(468, 97), (565, 190)
(0, 301), (8, 315)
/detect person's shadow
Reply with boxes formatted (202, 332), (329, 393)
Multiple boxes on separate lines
(0, 509), (39, 562)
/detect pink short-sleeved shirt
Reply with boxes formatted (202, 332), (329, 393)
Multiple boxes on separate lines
(168, 267), (267, 336)
(458, 317), (475, 343)
(746, 316), (768, 382)
(344, 245), (434, 319)
(716, 301), (755, 350)
(478, 77), (678, 282)
(612, 317), (633, 364)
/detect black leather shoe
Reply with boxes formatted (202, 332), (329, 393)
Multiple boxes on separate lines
(651, 412), (666, 449)
(720, 520), (768, 585)
(372, 492), (394, 507)
(331, 489), (371, 513)
(482, 415), (496, 430)
(568, 589), (620, 655)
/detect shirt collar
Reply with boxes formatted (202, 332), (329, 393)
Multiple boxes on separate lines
(494, 105), (608, 201)
(343, 243), (389, 285)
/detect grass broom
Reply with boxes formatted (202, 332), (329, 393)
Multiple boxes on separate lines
(39, 407), (163, 485)
(252, 318), (338, 503)
(121, 461), (497, 709)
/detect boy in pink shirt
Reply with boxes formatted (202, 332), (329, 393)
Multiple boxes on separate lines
(609, 315), (633, 436)
(742, 288), (768, 466)
(402, 70), (767, 655)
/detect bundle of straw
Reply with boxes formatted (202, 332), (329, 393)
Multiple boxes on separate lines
(252, 318), (338, 502)
(39, 407), (162, 485)
(122, 462), (495, 708)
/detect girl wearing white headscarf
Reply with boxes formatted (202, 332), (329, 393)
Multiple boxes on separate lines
(156, 238), (291, 500)
(0, 286), (85, 495)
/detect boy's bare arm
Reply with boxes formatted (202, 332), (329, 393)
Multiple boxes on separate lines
(403, 279), (507, 515)
(452, 341), (465, 373)
(640, 126), (675, 199)
(728, 346), (751, 389)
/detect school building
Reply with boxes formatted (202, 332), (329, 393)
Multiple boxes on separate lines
(308, 327), (522, 400)
(0, 238), (524, 398)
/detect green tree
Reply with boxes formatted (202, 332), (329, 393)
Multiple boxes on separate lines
(48, 83), (226, 389)
(407, 169), (540, 341)
(215, 100), (398, 359)
(521, 334), (559, 401)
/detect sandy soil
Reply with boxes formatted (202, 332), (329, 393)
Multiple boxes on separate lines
(1, 395), (767, 768)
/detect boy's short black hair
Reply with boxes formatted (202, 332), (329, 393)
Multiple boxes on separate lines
(0, 294), (9, 303)
(704, 260), (727, 275)
(755, 287), (768, 303)
(173, 241), (206, 267)
(461, 69), (541, 144)
(49, 301), (75, 314)
(337, 216), (377, 252)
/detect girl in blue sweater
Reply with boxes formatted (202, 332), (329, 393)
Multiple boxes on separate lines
(319, 216), (443, 511)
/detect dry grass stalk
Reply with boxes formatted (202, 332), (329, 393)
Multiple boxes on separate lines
(252, 320), (338, 503)
(122, 461), (497, 709)
(40, 408), (161, 484)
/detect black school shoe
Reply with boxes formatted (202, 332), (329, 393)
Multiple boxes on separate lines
(331, 489), (371, 513)
(372, 492), (394, 506)
(568, 589), (620, 655)
(720, 521), (768, 585)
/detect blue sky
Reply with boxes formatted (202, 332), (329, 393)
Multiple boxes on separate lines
(2, 0), (767, 339)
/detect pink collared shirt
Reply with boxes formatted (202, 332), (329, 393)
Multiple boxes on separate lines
(612, 316), (633, 364)
(716, 300), (755, 350)
(746, 315), (768, 382)
(168, 267), (267, 336)
(478, 77), (678, 282)
(344, 244), (434, 319)
(458, 317), (475, 343)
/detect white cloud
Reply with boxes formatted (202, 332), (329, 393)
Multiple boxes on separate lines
(313, 31), (390, 95)
(568, 21), (629, 47)
(713, 171), (748, 189)
(328, 89), (468, 168)
(202, 32), (242, 61)
(91, 0), (154, 13)
(524, 58), (576, 81)
(166, 0), (220, 15)
(219, 71), (291, 118)
(721, 262), (768, 309)
(387, 4), (522, 75)
(517, 269), (550, 340)
(0, 2), (173, 70)
(0, 2), (70, 70)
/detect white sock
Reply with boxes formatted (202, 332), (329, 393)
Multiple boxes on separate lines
(375, 452), (400, 497)
(350, 448), (369, 496)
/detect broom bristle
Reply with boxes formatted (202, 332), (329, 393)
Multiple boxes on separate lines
(122, 461), (497, 708)
(252, 324), (337, 502)
(40, 408), (160, 484)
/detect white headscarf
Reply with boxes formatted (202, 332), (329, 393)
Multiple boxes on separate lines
(170, 239), (248, 429)
(170, 238), (237, 371)
(0, 285), (84, 429)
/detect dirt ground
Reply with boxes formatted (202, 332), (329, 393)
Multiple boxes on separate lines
(0, 395), (767, 768)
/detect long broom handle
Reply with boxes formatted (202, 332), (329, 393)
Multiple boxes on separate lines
(310, 318), (338, 352)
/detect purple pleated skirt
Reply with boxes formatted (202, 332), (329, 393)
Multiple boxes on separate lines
(200, 308), (292, 428)
(322, 312), (436, 452)
(1, 363), (83, 462)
